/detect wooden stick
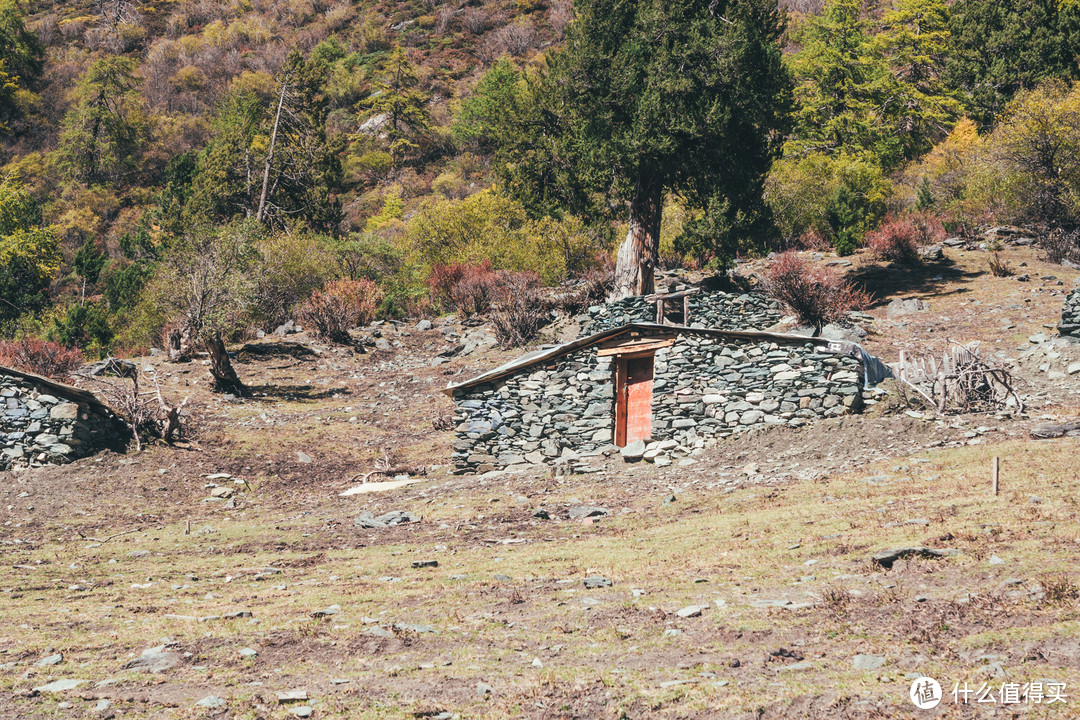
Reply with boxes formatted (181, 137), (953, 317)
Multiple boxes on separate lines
(992, 456), (1000, 496)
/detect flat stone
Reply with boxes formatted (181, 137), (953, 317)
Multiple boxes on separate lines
(196, 695), (226, 708)
(120, 650), (181, 673)
(312, 604), (341, 617)
(568, 506), (608, 519)
(988, 555), (1006, 566)
(853, 654), (886, 671)
(676, 605), (709, 618)
(239, 648), (258, 658)
(276, 690), (309, 703)
(34, 653), (62, 667)
(291, 707), (313, 718)
(620, 439), (646, 461)
(583, 575), (612, 589)
(33, 679), (84, 693)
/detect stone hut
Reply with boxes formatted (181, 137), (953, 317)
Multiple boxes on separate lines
(445, 323), (884, 474)
(1, 366), (127, 470)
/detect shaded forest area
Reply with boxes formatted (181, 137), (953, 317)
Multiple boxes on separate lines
(3, 0), (1080, 364)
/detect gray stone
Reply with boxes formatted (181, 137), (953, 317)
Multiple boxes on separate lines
(676, 605), (709, 618)
(871, 547), (959, 569)
(476, 682), (493, 698)
(121, 650), (182, 673)
(296, 451), (313, 464)
(34, 653), (63, 667)
(416, 319), (433, 331)
(196, 696), (226, 708)
(291, 707), (313, 718)
(568, 506), (608, 519)
(239, 647), (258, 658)
(988, 555), (1006, 566)
(853, 654), (886, 671)
(620, 439), (646, 461)
(583, 575), (612, 589)
(33, 679), (84, 693)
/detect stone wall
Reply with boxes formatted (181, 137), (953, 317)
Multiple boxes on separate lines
(1060, 288), (1080, 339)
(451, 330), (866, 473)
(1, 370), (126, 470)
(578, 291), (783, 336)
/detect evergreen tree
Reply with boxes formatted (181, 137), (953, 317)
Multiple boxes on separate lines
(188, 51), (343, 232)
(788, 0), (898, 166)
(55, 57), (150, 185)
(874, 0), (962, 159)
(946, 0), (1080, 127)
(360, 47), (432, 170)
(503, 0), (791, 297)
(73, 236), (106, 302)
(0, 0), (43, 133)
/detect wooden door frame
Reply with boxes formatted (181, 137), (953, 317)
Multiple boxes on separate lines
(613, 350), (656, 447)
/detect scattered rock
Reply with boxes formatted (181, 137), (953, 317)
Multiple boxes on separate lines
(988, 555), (1006, 566)
(620, 439), (646, 461)
(532, 508), (550, 520)
(354, 510), (419, 528)
(1031, 421), (1080, 439)
(886, 298), (929, 317)
(239, 648), (258, 658)
(34, 653), (62, 667)
(583, 575), (612, 589)
(476, 681), (493, 698)
(871, 547), (959, 569)
(853, 654), (887, 671)
(411, 560), (439, 568)
(32, 679), (84, 693)
(676, 605), (709, 618)
(276, 690), (308, 703)
(568, 506), (608, 520)
(290, 706), (313, 718)
(120, 649), (181, 673)
(312, 605), (340, 617)
(195, 696), (226, 709)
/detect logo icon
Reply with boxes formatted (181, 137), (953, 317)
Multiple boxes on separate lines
(910, 676), (942, 709)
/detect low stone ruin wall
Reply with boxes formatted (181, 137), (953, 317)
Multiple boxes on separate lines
(1060, 288), (1080, 340)
(578, 291), (783, 336)
(451, 330), (867, 474)
(1, 370), (126, 470)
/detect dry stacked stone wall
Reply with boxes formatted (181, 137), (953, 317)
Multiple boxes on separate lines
(578, 291), (784, 335)
(1, 371), (125, 470)
(1060, 288), (1080, 340)
(451, 330), (866, 474)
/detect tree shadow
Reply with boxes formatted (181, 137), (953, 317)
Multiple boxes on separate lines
(846, 258), (984, 309)
(242, 383), (350, 402)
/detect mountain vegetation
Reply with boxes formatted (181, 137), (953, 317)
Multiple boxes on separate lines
(4, 0), (1080, 365)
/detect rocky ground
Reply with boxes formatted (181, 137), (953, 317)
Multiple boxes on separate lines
(1, 241), (1079, 718)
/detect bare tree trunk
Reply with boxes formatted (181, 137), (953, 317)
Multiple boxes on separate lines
(257, 78), (288, 224)
(166, 327), (193, 362)
(205, 333), (244, 396)
(611, 176), (663, 300)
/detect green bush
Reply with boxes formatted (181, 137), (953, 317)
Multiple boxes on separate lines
(404, 188), (600, 284)
(766, 152), (890, 254)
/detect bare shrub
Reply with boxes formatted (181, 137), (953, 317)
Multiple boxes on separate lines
(298, 279), (383, 344)
(820, 585), (852, 615)
(764, 251), (871, 334)
(1038, 573), (1079, 606)
(461, 7), (493, 35)
(548, 0), (571, 38)
(1041, 227), (1080, 265)
(988, 252), (1014, 277)
(866, 217), (921, 264)
(908, 211), (947, 246)
(481, 21), (536, 60)
(0, 338), (84, 380)
(491, 272), (548, 348)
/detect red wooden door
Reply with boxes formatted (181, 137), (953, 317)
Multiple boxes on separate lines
(615, 354), (654, 446)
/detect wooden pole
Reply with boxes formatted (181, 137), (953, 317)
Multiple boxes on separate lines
(992, 456), (999, 496)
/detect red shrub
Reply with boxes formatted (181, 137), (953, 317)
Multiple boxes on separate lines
(427, 261), (503, 315)
(490, 271), (548, 347)
(866, 217), (921, 264)
(299, 279), (383, 344)
(0, 337), (85, 380)
(764, 251), (871, 333)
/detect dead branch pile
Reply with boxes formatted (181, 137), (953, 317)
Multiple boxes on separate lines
(892, 341), (1024, 414)
(89, 371), (191, 451)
